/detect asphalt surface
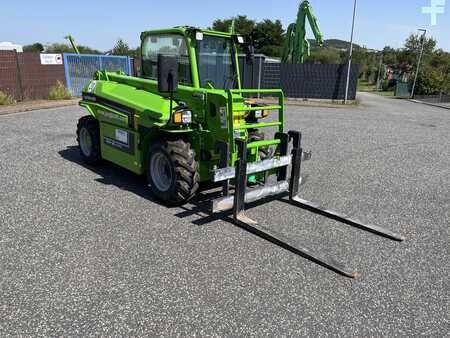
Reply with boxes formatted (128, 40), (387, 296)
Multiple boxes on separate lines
(1, 93), (449, 336)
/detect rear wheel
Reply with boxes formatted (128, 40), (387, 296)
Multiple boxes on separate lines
(147, 139), (199, 205)
(77, 115), (102, 165)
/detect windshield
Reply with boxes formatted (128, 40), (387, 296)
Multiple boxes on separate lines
(142, 34), (191, 85)
(196, 35), (237, 90)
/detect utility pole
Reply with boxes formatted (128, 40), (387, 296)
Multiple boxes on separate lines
(344, 0), (357, 104)
(410, 29), (426, 99)
(376, 51), (383, 91)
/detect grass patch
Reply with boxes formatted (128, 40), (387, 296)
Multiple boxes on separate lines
(358, 80), (377, 92)
(358, 80), (396, 97)
(48, 81), (72, 100)
(374, 91), (395, 97)
(0, 91), (16, 105)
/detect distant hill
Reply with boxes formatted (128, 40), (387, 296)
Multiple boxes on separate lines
(308, 39), (362, 50)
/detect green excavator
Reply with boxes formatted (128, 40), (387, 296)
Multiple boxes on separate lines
(282, 0), (324, 63)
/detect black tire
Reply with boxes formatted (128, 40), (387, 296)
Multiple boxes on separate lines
(76, 115), (102, 165)
(248, 129), (271, 160)
(147, 139), (199, 205)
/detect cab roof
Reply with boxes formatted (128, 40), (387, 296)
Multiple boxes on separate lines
(140, 26), (234, 41)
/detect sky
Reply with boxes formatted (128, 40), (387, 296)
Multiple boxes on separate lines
(1, 0), (449, 52)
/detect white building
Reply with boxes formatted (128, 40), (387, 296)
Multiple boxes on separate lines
(0, 42), (23, 52)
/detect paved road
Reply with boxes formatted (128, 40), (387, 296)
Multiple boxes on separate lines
(1, 93), (449, 336)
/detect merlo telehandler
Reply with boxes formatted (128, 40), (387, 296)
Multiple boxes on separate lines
(77, 26), (404, 278)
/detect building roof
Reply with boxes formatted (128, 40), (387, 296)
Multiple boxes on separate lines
(0, 42), (23, 52)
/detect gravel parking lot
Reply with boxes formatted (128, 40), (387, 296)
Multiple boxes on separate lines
(1, 93), (449, 336)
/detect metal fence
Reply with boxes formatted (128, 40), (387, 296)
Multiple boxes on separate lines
(258, 62), (358, 100)
(414, 93), (450, 104)
(238, 55), (265, 90)
(279, 64), (358, 100)
(63, 53), (132, 96)
(261, 62), (281, 90)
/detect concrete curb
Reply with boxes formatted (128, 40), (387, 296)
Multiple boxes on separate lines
(0, 99), (80, 116)
(408, 99), (450, 110)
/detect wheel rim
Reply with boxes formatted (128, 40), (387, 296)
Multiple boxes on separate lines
(150, 152), (173, 192)
(79, 127), (93, 157)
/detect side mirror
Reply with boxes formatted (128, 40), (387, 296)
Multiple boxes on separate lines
(157, 54), (179, 93)
(246, 44), (255, 64)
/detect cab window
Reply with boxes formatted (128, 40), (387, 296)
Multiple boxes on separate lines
(141, 34), (191, 85)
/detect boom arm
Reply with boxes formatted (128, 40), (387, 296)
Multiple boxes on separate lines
(64, 35), (80, 55)
(282, 1), (324, 64)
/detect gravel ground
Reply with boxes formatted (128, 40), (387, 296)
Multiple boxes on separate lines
(0, 93), (449, 336)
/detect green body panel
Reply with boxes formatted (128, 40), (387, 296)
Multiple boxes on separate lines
(79, 26), (285, 182)
(100, 122), (142, 174)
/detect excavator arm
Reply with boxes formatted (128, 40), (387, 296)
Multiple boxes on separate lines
(282, 1), (324, 64)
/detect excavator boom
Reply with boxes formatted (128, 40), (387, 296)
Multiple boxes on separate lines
(282, 1), (324, 64)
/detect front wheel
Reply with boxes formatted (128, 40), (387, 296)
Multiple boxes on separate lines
(77, 115), (102, 165)
(147, 139), (199, 205)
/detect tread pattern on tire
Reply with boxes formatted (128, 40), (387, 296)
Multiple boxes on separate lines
(76, 115), (102, 165)
(147, 139), (199, 205)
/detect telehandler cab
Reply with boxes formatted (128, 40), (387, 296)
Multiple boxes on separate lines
(77, 26), (404, 278)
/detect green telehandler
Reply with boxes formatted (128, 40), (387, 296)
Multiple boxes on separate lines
(77, 26), (403, 278)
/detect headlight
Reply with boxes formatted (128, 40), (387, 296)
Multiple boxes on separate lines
(173, 110), (192, 124)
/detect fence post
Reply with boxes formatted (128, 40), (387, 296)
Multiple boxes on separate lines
(14, 50), (24, 101)
(257, 56), (263, 98)
(63, 53), (73, 96)
(127, 56), (132, 76)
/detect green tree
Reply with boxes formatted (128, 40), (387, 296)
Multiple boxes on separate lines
(23, 42), (44, 52)
(381, 46), (398, 66)
(337, 46), (378, 78)
(305, 48), (342, 64)
(412, 49), (450, 95)
(45, 43), (74, 53)
(77, 45), (103, 54)
(405, 34), (437, 55)
(111, 38), (132, 56)
(211, 15), (256, 37)
(212, 16), (284, 57)
(46, 43), (102, 54)
(397, 34), (437, 68)
(252, 19), (284, 57)
(134, 46), (141, 58)
(413, 64), (446, 95)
